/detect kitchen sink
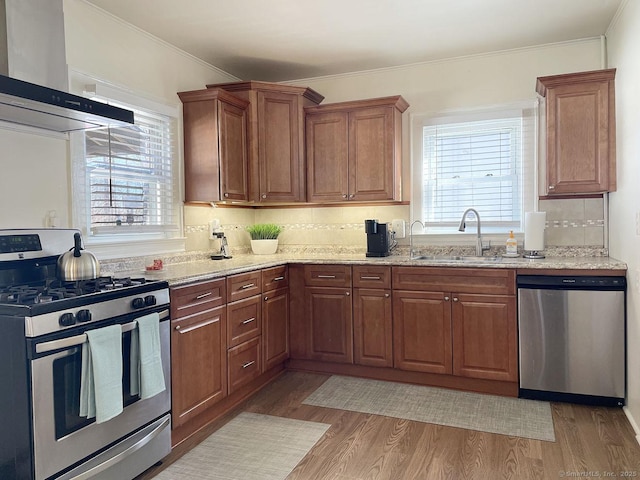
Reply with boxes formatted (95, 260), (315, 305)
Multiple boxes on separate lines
(410, 255), (503, 263)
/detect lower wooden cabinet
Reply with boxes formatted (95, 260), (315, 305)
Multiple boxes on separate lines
(353, 288), (393, 367)
(305, 285), (353, 363)
(452, 293), (517, 382)
(391, 267), (518, 383)
(262, 286), (290, 370)
(393, 290), (452, 374)
(170, 305), (227, 428)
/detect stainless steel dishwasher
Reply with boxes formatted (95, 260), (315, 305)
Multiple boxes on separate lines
(517, 275), (626, 407)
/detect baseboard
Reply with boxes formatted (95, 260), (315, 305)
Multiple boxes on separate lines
(623, 406), (640, 447)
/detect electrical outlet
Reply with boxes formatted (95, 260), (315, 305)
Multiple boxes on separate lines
(392, 219), (406, 238)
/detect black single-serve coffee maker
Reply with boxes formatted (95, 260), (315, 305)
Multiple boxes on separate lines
(365, 219), (395, 257)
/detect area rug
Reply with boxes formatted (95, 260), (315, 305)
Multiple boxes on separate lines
(303, 375), (555, 442)
(153, 412), (330, 480)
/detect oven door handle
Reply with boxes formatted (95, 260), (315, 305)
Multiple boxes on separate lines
(35, 309), (170, 354)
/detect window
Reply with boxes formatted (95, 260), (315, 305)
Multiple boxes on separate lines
(412, 104), (536, 235)
(72, 89), (181, 247)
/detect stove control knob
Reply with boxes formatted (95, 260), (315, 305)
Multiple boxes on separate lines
(76, 309), (92, 323)
(131, 297), (146, 309)
(59, 312), (76, 327)
(144, 295), (157, 307)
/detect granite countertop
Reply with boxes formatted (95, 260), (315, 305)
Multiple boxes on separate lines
(110, 252), (628, 287)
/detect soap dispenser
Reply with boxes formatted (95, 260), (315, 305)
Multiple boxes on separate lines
(505, 230), (518, 256)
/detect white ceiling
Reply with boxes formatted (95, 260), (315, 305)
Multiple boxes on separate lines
(85, 0), (623, 82)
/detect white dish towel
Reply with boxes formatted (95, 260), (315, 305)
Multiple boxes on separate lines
(79, 324), (124, 423)
(130, 312), (166, 400)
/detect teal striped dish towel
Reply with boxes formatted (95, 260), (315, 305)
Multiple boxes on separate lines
(130, 312), (166, 400)
(79, 324), (124, 423)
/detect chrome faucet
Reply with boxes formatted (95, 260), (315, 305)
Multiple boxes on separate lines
(458, 208), (489, 256)
(409, 220), (425, 259)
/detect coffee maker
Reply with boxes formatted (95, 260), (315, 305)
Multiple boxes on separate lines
(365, 219), (394, 257)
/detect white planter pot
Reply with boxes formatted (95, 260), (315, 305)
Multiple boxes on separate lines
(250, 239), (278, 255)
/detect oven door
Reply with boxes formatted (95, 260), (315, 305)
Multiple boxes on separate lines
(30, 309), (171, 480)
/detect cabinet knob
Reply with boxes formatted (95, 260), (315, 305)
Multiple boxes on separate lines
(264, 296), (268, 301)
(342, 194), (348, 198)
(349, 194), (354, 199)
(453, 297), (459, 302)
(345, 291), (350, 296)
(444, 296), (450, 301)
(175, 325), (181, 331)
(384, 293), (390, 298)
(548, 185), (555, 190)
(262, 194), (267, 199)
(224, 193), (229, 198)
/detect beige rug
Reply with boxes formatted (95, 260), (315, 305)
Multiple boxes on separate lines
(303, 375), (555, 442)
(153, 412), (330, 479)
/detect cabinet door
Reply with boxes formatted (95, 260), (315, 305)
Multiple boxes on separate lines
(181, 98), (221, 202)
(257, 90), (304, 202)
(546, 80), (612, 194)
(305, 286), (353, 363)
(451, 294), (517, 382)
(262, 287), (290, 371)
(349, 106), (396, 201)
(353, 288), (392, 367)
(219, 99), (249, 201)
(393, 290), (452, 374)
(305, 111), (349, 202)
(171, 306), (227, 427)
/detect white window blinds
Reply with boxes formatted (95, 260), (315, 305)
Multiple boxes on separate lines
(413, 105), (536, 234)
(81, 106), (178, 236)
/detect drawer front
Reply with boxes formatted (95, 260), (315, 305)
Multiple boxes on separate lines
(227, 270), (262, 303)
(227, 295), (261, 347)
(228, 337), (261, 394)
(392, 266), (515, 295)
(353, 265), (391, 289)
(304, 264), (352, 287)
(170, 278), (226, 319)
(262, 265), (289, 292)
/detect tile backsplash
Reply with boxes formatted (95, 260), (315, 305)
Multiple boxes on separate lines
(183, 197), (606, 253)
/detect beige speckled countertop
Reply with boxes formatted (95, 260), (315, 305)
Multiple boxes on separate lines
(113, 252), (628, 287)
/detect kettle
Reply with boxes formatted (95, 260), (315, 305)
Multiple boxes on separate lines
(57, 232), (101, 281)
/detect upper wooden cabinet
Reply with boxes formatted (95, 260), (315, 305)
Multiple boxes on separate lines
(178, 88), (250, 202)
(536, 69), (616, 195)
(305, 96), (409, 202)
(207, 81), (324, 202)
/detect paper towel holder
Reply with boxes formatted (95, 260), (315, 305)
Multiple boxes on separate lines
(523, 211), (546, 259)
(523, 249), (545, 259)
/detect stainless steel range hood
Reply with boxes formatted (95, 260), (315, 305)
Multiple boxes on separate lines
(0, 0), (134, 132)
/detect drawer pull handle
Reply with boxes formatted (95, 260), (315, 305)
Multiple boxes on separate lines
(241, 283), (255, 289)
(195, 291), (213, 300)
(317, 275), (336, 279)
(242, 317), (256, 325)
(242, 360), (255, 369)
(361, 276), (381, 280)
(273, 276), (285, 281)
(175, 318), (218, 334)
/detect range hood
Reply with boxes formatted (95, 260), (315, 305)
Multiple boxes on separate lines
(0, 0), (134, 132)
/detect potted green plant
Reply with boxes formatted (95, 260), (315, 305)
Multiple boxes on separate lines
(246, 223), (282, 254)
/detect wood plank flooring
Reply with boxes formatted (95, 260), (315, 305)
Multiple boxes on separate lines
(137, 371), (640, 480)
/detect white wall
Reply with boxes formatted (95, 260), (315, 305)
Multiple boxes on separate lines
(606, 0), (640, 441)
(0, 0), (236, 230)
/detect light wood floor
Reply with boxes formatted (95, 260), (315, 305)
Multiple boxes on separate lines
(138, 371), (640, 480)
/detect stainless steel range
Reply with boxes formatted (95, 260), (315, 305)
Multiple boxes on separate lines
(0, 229), (171, 480)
